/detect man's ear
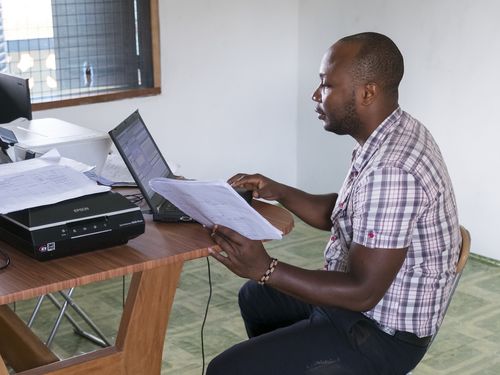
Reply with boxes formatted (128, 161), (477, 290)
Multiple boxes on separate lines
(360, 83), (377, 105)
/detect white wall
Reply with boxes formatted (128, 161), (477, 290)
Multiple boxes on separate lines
(297, 0), (500, 260)
(34, 0), (498, 260)
(36, 0), (299, 185)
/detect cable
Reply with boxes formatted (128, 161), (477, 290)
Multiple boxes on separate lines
(124, 193), (144, 205)
(122, 275), (126, 309)
(0, 249), (11, 270)
(201, 257), (213, 375)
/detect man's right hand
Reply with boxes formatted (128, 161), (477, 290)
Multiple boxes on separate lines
(228, 173), (285, 201)
(229, 172), (337, 231)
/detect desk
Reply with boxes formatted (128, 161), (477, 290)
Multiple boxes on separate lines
(0, 201), (293, 374)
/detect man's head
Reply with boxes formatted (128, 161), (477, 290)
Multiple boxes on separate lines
(312, 32), (404, 142)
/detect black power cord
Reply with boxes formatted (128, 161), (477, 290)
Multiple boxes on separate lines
(201, 257), (213, 374)
(0, 246), (15, 312)
(0, 249), (11, 270)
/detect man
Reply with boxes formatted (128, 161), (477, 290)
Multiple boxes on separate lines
(207, 32), (460, 374)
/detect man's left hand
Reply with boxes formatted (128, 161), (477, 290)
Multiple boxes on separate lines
(208, 225), (272, 281)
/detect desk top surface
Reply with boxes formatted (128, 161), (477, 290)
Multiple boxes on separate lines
(0, 200), (293, 305)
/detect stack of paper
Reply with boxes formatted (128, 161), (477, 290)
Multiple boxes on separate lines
(0, 150), (110, 214)
(149, 178), (282, 241)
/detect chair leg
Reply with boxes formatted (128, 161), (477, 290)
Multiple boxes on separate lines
(58, 290), (112, 347)
(28, 288), (111, 348)
(27, 294), (46, 327)
(46, 288), (76, 346)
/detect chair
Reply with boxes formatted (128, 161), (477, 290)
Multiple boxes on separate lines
(27, 288), (112, 348)
(407, 225), (471, 374)
(437, 225), (471, 331)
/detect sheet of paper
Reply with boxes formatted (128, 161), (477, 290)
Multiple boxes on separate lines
(99, 151), (135, 184)
(149, 178), (282, 240)
(0, 150), (110, 214)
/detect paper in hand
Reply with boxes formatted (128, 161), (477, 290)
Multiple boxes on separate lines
(149, 178), (282, 240)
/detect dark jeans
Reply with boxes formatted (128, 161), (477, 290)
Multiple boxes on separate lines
(206, 281), (428, 375)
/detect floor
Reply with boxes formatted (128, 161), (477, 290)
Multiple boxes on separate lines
(8, 219), (500, 374)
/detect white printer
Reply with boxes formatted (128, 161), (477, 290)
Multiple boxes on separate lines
(0, 118), (111, 173)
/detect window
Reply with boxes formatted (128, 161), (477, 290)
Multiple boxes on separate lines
(0, 0), (160, 110)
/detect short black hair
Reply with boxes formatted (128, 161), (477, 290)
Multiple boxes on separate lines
(339, 32), (404, 96)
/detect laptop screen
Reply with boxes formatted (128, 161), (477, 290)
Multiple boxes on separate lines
(109, 110), (174, 208)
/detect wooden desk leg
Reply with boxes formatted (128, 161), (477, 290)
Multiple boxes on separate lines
(0, 305), (59, 371)
(0, 355), (9, 375)
(116, 260), (184, 374)
(16, 261), (184, 375)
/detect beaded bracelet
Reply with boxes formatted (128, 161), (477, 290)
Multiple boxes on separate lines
(258, 258), (279, 285)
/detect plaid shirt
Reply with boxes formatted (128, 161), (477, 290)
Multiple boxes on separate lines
(324, 107), (460, 337)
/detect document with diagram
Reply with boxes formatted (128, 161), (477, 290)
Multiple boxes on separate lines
(0, 150), (110, 214)
(149, 178), (282, 240)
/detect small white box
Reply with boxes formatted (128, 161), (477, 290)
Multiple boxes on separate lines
(2, 118), (111, 173)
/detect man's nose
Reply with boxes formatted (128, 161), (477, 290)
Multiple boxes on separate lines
(312, 87), (321, 102)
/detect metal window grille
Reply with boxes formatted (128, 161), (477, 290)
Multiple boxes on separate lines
(0, 0), (153, 103)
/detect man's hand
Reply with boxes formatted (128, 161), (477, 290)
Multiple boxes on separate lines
(228, 173), (337, 231)
(208, 225), (272, 281)
(228, 173), (285, 201)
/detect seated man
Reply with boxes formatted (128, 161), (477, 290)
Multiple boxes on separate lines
(207, 32), (460, 375)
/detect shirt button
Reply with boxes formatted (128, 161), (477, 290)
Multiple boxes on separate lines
(330, 235), (337, 241)
(368, 231), (376, 239)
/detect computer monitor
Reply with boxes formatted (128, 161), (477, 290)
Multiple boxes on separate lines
(0, 72), (32, 124)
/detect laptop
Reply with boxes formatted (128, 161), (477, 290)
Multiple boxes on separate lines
(109, 110), (251, 222)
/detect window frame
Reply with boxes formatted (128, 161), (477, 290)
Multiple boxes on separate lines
(27, 0), (161, 111)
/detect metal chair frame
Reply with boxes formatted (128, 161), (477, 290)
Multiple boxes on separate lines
(27, 288), (112, 348)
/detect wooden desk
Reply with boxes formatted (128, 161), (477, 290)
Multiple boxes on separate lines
(0, 201), (293, 374)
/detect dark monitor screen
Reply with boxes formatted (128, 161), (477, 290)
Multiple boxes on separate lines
(0, 72), (32, 123)
(109, 110), (174, 207)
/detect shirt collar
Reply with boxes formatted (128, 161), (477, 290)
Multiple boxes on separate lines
(352, 107), (402, 173)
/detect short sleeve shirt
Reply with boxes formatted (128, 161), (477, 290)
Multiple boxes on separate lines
(324, 107), (460, 337)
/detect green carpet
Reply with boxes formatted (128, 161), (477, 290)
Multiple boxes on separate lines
(9, 219), (500, 374)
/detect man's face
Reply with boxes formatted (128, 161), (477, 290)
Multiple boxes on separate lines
(312, 43), (361, 136)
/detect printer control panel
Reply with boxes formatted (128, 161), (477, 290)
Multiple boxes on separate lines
(67, 217), (110, 239)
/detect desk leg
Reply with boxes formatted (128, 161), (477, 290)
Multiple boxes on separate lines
(0, 355), (8, 375)
(16, 260), (184, 375)
(116, 260), (184, 374)
(0, 304), (59, 371)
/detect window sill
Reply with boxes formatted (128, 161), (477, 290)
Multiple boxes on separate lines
(32, 87), (162, 111)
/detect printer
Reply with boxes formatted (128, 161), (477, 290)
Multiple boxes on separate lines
(0, 118), (111, 173)
(0, 191), (145, 261)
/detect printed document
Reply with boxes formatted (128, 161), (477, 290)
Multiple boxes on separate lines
(149, 178), (282, 240)
(0, 150), (110, 214)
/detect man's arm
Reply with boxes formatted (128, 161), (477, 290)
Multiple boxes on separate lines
(228, 173), (337, 231)
(266, 243), (406, 311)
(209, 226), (407, 311)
